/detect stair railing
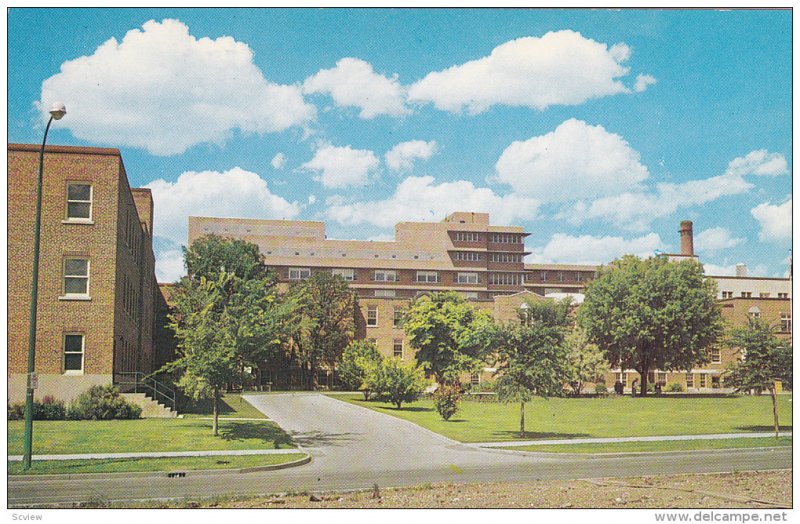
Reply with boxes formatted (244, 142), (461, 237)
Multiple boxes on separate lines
(114, 372), (176, 411)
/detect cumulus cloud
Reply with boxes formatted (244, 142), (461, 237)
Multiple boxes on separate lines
(694, 227), (745, 253)
(155, 249), (186, 283)
(634, 74), (657, 92)
(407, 31), (637, 114)
(385, 140), (439, 172)
(38, 19), (315, 156)
(526, 233), (663, 265)
(325, 176), (539, 228)
(303, 58), (409, 118)
(145, 167), (300, 244)
(301, 144), (380, 188)
(702, 263), (770, 277)
(725, 149), (789, 177)
(751, 199), (792, 242)
(494, 119), (649, 201)
(271, 153), (287, 170)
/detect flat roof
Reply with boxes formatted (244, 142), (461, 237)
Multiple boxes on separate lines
(9, 143), (121, 156)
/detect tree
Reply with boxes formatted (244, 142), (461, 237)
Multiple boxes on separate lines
(493, 299), (571, 437)
(367, 358), (428, 409)
(403, 291), (494, 385)
(285, 272), (357, 389)
(579, 255), (723, 396)
(724, 318), (789, 438)
(184, 234), (268, 282)
(339, 340), (384, 399)
(565, 327), (609, 396)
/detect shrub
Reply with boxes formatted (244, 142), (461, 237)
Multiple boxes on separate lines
(594, 383), (608, 395)
(433, 385), (461, 421)
(67, 385), (142, 420)
(367, 358), (428, 409)
(35, 396), (66, 420)
(8, 402), (25, 420)
(668, 383), (684, 392)
(339, 340), (383, 399)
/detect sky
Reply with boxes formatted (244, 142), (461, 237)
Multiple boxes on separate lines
(7, 8), (792, 282)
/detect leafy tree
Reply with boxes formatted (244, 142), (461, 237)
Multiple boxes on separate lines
(339, 340), (384, 399)
(285, 272), (358, 389)
(403, 291), (494, 385)
(367, 358), (428, 409)
(184, 234), (268, 282)
(724, 318), (790, 438)
(579, 256), (723, 396)
(565, 327), (609, 396)
(493, 299), (571, 437)
(433, 384), (461, 421)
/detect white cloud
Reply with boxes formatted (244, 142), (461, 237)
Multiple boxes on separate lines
(303, 57), (409, 118)
(526, 233), (664, 265)
(39, 19), (315, 156)
(495, 119), (649, 201)
(694, 227), (745, 253)
(385, 140), (439, 172)
(703, 263), (770, 277)
(155, 249), (186, 283)
(307, 195), (317, 205)
(145, 167), (300, 244)
(725, 149), (788, 177)
(325, 175), (539, 228)
(301, 144), (380, 188)
(271, 153), (287, 170)
(407, 31), (636, 114)
(634, 74), (657, 92)
(751, 199), (792, 242)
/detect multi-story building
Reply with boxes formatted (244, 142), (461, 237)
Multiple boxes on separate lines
(8, 143), (164, 402)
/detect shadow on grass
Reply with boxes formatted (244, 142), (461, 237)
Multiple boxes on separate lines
(735, 425), (793, 432)
(218, 421), (289, 446)
(492, 430), (592, 440)
(182, 397), (238, 417)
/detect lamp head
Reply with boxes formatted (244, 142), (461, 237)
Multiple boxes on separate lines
(49, 102), (66, 120)
(519, 302), (529, 310)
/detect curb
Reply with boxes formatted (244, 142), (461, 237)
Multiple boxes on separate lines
(238, 454), (312, 473)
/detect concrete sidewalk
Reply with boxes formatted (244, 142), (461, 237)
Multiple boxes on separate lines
(469, 431), (792, 448)
(8, 448), (304, 461)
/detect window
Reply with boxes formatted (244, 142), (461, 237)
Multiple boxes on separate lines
(685, 373), (694, 389)
(711, 375), (721, 389)
(778, 293), (789, 299)
(393, 309), (404, 328)
(699, 374), (707, 388)
(393, 339), (403, 359)
(455, 232), (480, 242)
(721, 291), (733, 299)
(288, 267), (311, 280)
(470, 373), (480, 386)
(331, 268), (355, 281)
(710, 347), (721, 364)
(489, 233), (521, 244)
(64, 334), (84, 373)
(367, 306), (378, 327)
(416, 271), (439, 283)
(455, 251), (482, 262)
(576, 273), (582, 282)
(66, 183), (92, 220)
(741, 292), (752, 298)
(374, 270), (398, 282)
(490, 253), (522, 263)
(760, 292), (771, 298)
(557, 272), (565, 282)
(457, 272), (479, 284)
(63, 258), (89, 297)
(540, 271), (548, 281)
(489, 272), (521, 286)
(781, 313), (792, 333)
(460, 291), (479, 300)
(375, 289), (396, 298)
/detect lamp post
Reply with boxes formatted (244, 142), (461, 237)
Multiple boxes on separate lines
(519, 302), (529, 325)
(22, 102), (66, 470)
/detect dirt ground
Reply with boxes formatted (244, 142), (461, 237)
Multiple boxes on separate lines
(168, 470), (792, 509)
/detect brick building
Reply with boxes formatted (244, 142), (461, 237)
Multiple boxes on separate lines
(8, 143), (164, 402)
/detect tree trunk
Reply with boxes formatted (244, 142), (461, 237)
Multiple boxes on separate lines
(770, 385), (780, 439)
(639, 369), (648, 397)
(212, 387), (219, 437)
(519, 401), (525, 438)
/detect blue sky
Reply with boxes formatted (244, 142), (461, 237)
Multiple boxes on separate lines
(8, 8), (792, 282)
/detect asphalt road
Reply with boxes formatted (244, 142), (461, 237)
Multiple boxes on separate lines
(7, 393), (792, 507)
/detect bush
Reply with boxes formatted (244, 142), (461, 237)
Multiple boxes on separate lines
(339, 340), (383, 399)
(367, 358), (428, 409)
(8, 402), (25, 420)
(594, 383), (608, 394)
(67, 385), (142, 420)
(35, 395), (66, 420)
(433, 385), (461, 421)
(668, 382), (684, 392)
(468, 380), (495, 393)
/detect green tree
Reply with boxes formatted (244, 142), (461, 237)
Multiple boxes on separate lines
(493, 299), (571, 437)
(403, 291), (494, 385)
(339, 340), (384, 399)
(565, 327), (610, 396)
(367, 357), (428, 409)
(579, 256), (723, 397)
(724, 318), (789, 438)
(184, 234), (268, 282)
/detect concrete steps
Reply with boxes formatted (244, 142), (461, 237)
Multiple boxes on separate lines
(121, 392), (177, 418)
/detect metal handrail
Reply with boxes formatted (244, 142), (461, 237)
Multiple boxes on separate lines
(114, 372), (176, 411)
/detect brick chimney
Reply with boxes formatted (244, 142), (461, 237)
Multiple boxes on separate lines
(679, 220), (694, 257)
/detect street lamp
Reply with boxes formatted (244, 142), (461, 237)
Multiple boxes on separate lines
(22, 102), (67, 470)
(519, 302), (529, 324)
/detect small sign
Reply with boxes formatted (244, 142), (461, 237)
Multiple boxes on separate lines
(29, 372), (38, 389)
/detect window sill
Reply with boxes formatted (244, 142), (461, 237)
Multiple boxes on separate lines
(61, 219), (94, 225)
(63, 371), (84, 376)
(59, 295), (91, 301)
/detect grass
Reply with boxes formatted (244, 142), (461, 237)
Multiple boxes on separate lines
(7, 453), (307, 475)
(335, 394), (793, 443)
(180, 393), (267, 419)
(7, 418), (295, 455)
(498, 436), (792, 454)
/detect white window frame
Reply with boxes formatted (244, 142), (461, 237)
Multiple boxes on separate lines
(455, 232), (480, 242)
(721, 291), (733, 299)
(781, 313), (792, 333)
(63, 333), (85, 375)
(393, 309), (404, 328)
(375, 289), (396, 298)
(62, 257), (90, 299)
(778, 292), (789, 299)
(457, 272), (479, 284)
(393, 339), (404, 359)
(374, 270), (397, 282)
(65, 182), (93, 222)
(331, 268), (355, 281)
(367, 306), (378, 327)
(416, 270), (439, 283)
(288, 267), (311, 280)
(686, 373), (694, 388)
(710, 347), (721, 364)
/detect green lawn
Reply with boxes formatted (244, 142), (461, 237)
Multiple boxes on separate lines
(335, 394), (792, 443)
(8, 418), (295, 455)
(7, 453), (307, 475)
(180, 393), (267, 419)
(499, 436), (792, 454)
